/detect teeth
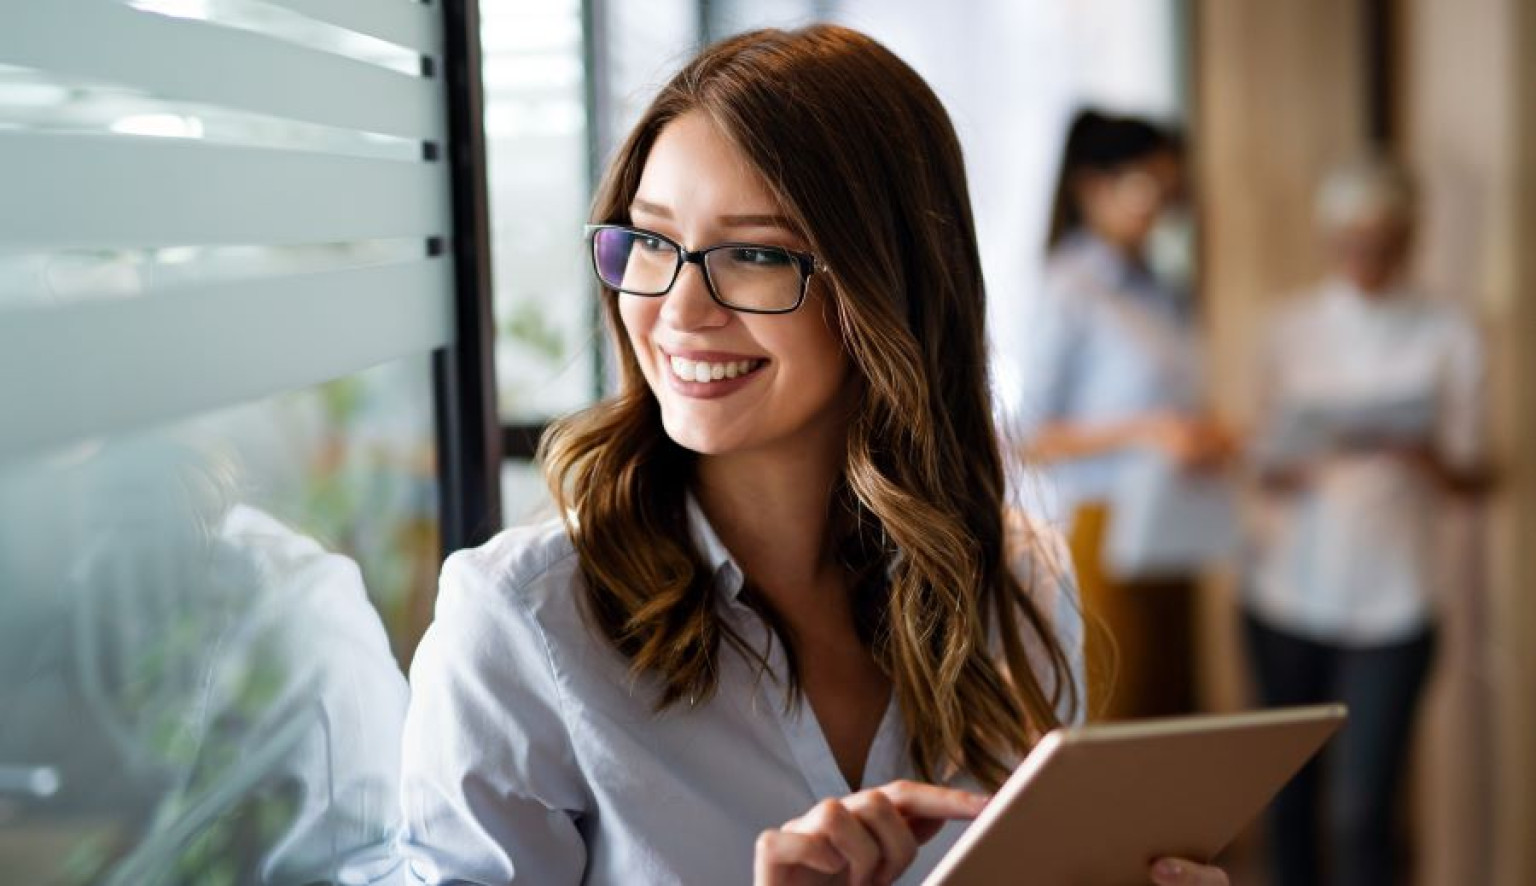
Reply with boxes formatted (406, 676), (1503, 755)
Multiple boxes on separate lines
(668, 355), (760, 384)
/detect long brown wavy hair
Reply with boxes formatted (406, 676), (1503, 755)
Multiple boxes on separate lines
(539, 24), (1080, 790)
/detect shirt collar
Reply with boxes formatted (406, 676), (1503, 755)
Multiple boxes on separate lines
(683, 493), (901, 601)
(684, 493), (746, 602)
(1062, 230), (1142, 289)
(1323, 276), (1418, 322)
(1061, 230), (1185, 318)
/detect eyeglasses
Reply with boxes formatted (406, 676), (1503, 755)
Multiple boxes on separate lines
(585, 224), (826, 315)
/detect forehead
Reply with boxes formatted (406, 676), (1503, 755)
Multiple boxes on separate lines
(634, 111), (782, 215)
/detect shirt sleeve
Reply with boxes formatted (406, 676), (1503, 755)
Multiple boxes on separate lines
(398, 550), (590, 885)
(1040, 529), (1088, 726)
(1011, 280), (1085, 441)
(1004, 512), (1088, 726)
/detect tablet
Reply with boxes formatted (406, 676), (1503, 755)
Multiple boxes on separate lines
(922, 705), (1346, 885)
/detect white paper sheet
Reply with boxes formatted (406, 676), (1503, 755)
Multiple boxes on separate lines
(1103, 450), (1239, 580)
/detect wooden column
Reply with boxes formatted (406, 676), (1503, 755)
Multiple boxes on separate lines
(1495, 2), (1536, 883)
(1399, 0), (1536, 882)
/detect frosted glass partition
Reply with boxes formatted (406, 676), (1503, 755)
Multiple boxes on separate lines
(0, 1), (455, 882)
(0, 0), (454, 458)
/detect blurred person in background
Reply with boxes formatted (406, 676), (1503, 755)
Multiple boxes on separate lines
(1017, 109), (1231, 720)
(1243, 157), (1491, 886)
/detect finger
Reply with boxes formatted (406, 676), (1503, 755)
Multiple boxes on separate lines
(844, 790), (918, 884)
(906, 815), (947, 845)
(874, 780), (989, 824)
(786, 798), (882, 885)
(754, 829), (845, 880)
(1149, 857), (1230, 886)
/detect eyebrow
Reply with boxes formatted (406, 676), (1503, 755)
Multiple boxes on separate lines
(630, 198), (796, 231)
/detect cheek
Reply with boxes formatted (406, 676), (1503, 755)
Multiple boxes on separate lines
(618, 298), (657, 363)
(771, 305), (851, 392)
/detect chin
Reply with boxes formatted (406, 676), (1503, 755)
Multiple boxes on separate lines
(659, 413), (742, 456)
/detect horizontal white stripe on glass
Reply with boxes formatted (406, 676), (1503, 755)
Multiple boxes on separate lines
(264, 0), (443, 57)
(1, 0), (444, 141)
(0, 239), (430, 309)
(0, 258), (454, 461)
(0, 132), (449, 249)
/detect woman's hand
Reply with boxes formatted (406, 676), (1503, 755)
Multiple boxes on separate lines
(1139, 412), (1236, 470)
(754, 780), (987, 886)
(1149, 856), (1231, 885)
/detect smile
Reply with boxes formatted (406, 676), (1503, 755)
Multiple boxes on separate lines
(666, 354), (767, 384)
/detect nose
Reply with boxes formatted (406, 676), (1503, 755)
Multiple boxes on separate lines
(658, 260), (731, 331)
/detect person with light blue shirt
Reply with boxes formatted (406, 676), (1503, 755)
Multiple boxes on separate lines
(397, 28), (1230, 886)
(1014, 111), (1232, 721)
(1019, 110), (1226, 526)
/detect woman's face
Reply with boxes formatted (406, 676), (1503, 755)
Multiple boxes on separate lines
(619, 111), (854, 459)
(1329, 213), (1412, 295)
(1077, 149), (1181, 253)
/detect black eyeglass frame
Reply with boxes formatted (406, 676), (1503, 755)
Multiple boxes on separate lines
(584, 223), (828, 315)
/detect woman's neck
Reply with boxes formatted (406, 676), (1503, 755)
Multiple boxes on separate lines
(1084, 225), (1147, 266)
(693, 440), (849, 626)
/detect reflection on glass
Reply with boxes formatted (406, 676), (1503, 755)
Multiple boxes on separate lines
(0, 356), (436, 884)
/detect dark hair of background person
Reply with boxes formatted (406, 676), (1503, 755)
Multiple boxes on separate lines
(539, 24), (1080, 790)
(1045, 108), (1182, 251)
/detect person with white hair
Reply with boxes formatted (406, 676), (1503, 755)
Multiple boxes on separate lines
(1243, 157), (1492, 886)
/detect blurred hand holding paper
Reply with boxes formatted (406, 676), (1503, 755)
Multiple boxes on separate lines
(1104, 449), (1239, 579)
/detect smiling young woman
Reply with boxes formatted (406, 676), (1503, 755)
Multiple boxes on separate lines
(399, 24), (1228, 886)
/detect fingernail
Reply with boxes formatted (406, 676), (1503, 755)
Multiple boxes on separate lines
(1153, 858), (1183, 880)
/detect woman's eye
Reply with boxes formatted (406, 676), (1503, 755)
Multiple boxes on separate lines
(635, 235), (668, 253)
(728, 247), (792, 267)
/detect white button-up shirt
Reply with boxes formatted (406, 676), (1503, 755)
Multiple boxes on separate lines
(1245, 280), (1486, 644)
(397, 498), (1084, 884)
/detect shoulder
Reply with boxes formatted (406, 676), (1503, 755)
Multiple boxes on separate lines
(1004, 510), (1076, 605)
(1003, 511), (1083, 663)
(443, 515), (577, 599)
(1414, 295), (1481, 341)
(410, 515), (600, 737)
(1261, 288), (1331, 356)
(1040, 246), (1108, 311)
(1268, 287), (1328, 328)
(434, 515), (588, 644)
(1003, 510), (1086, 722)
